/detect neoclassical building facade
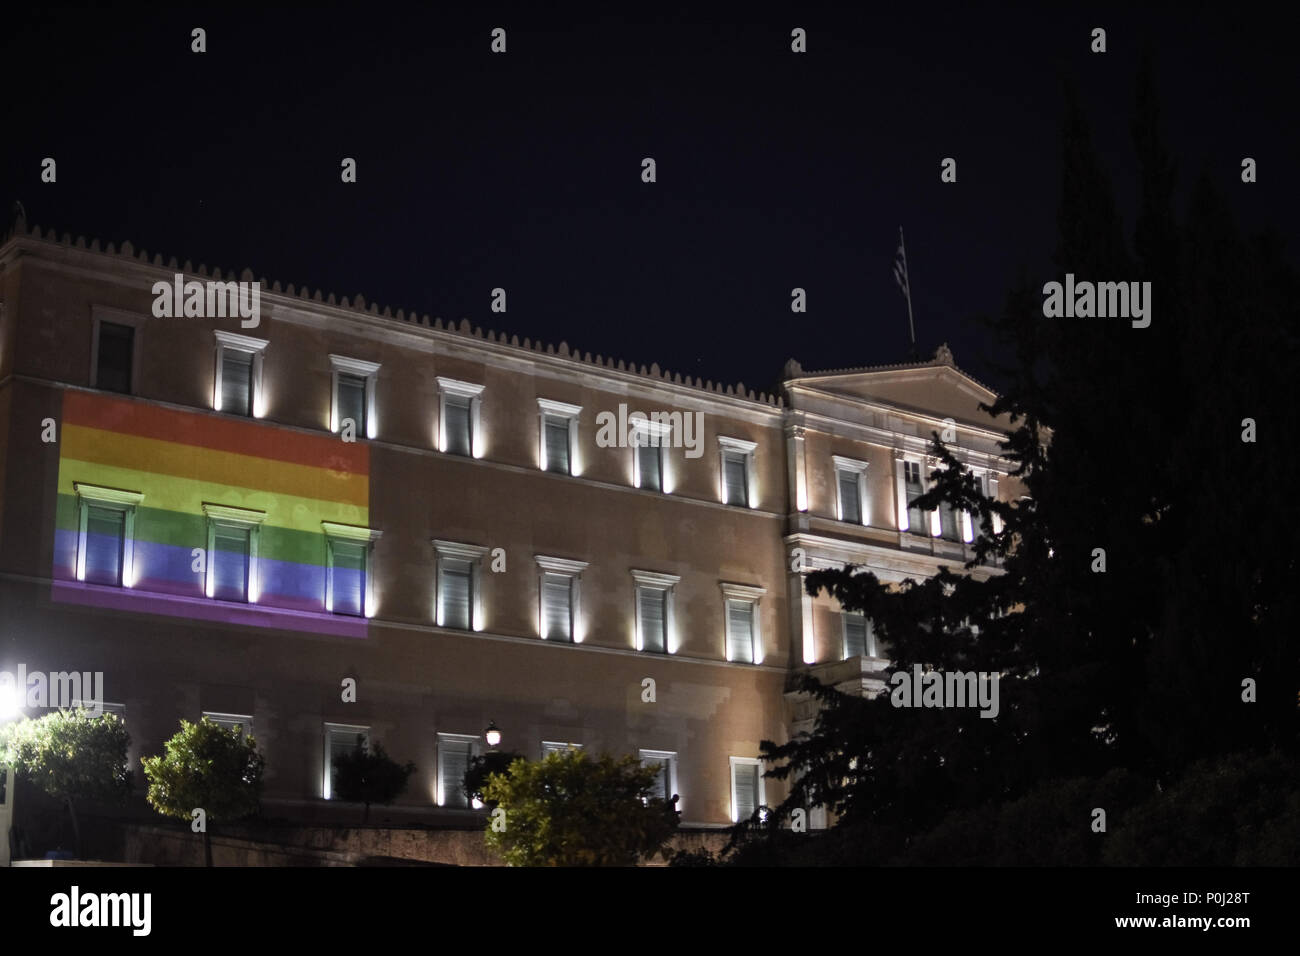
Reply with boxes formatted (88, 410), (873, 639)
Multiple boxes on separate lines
(0, 221), (1022, 834)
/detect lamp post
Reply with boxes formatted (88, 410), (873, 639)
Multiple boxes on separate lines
(484, 720), (501, 751)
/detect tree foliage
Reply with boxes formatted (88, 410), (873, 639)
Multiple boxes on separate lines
(331, 739), (414, 823)
(0, 708), (132, 858)
(751, 60), (1299, 864)
(463, 749), (523, 809)
(481, 749), (680, 866)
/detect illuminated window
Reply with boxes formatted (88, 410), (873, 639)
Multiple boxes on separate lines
(842, 612), (876, 658)
(324, 522), (382, 617)
(74, 483), (143, 587)
(538, 398), (581, 475)
(437, 733), (482, 808)
(718, 436), (757, 508)
(213, 331), (268, 417)
(902, 459), (929, 534)
(720, 582), (766, 664)
(833, 455), (869, 525)
(632, 570), (679, 654)
(729, 757), (765, 823)
(632, 420), (670, 492)
(329, 355), (380, 439)
(437, 378), (484, 457)
(203, 504), (266, 603)
(639, 750), (677, 805)
(434, 540), (488, 631)
(536, 556), (587, 642)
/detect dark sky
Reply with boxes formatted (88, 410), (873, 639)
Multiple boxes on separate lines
(3, 3), (1294, 395)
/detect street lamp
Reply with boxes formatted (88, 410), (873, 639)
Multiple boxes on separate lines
(484, 720), (501, 749)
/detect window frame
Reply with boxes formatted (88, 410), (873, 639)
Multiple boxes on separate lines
(203, 711), (254, 740)
(639, 749), (679, 806)
(433, 539), (489, 631)
(323, 521), (382, 617)
(631, 569), (680, 654)
(832, 455), (869, 525)
(323, 722), (370, 801)
(537, 398), (582, 475)
(329, 354), (380, 439)
(436, 732), (483, 808)
(720, 582), (766, 664)
(202, 503), (266, 603)
(90, 307), (145, 395)
(213, 330), (269, 418)
(536, 555), (588, 642)
(729, 756), (766, 824)
(73, 483), (143, 587)
(436, 377), (485, 458)
(717, 436), (757, 508)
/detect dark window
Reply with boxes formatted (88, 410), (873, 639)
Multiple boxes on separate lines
(544, 416), (571, 474)
(638, 587), (667, 653)
(637, 441), (662, 491)
(212, 525), (251, 601)
(444, 396), (472, 456)
(839, 471), (862, 523)
(337, 374), (366, 434)
(723, 452), (748, 506)
(331, 540), (366, 616)
(84, 506), (126, 586)
(440, 559), (473, 629)
(905, 461), (927, 534)
(96, 322), (134, 394)
(221, 350), (253, 416)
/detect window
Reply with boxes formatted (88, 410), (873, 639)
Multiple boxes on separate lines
(939, 500), (961, 542)
(730, 757), (765, 823)
(323, 723), (369, 800)
(541, 741), (583, 758)
(639, 750), (677, 805)
(538, 398), (581, 475)
(842, 612), (876, 658)
(718, 436), (757, 508)
(720, 582), (766, 664)
(632, 570), (680, 654)
(434, 540), (488, 631)
(324, 522), (382, 617)
(437, 378), (484, 458)
(902, 459), (928, 534)
(437, 733), (482, 808)
(204, 712), (253, 740)
(71, 700), (126, 722)
(74, 483), (143, 587)
(203, 504), (266, 603)
(214, 331), (268, 417)
(632, 420), (670, 492)
(93, 320), (134, 394)
(833, 455), (869, 525)
(329, 355), (380, 439)
(536, 556), (587, 642)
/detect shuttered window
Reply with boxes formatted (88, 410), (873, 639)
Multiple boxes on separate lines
(84, 506), (126, 586)
(732, 761), (760, 822)
(440, 559), (473, 630)
(723, 451), (748, 506)
(839, 470), (862, 523)
(221, 349), (253, 416)
(640, 752), (673, 801)
(330, 540), (366, 617)
(544, 415), (571, 474)
(843, 612), (874, 658)
(437, 735), (478, 807)
(904, 461), (927, 534)
(444, 396), (472, 456)
(542, 573), (573, 640)
(212, 525), (251, 602)
(638, 586), (667, 653)
(542, 741), (582, 757)
(637, 441), (662, 491)
(337, 373), (366, 434)
(727, 599), (755, 663)
(939, 501), (960, 541)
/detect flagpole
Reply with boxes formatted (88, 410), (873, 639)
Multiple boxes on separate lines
(899, 226), (917, 360)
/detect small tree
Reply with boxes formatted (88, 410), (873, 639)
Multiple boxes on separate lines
(482, 749), (680, 866)
(0, 708), (132, 858)
(462, 750), (523, 810)
(331, 739), (415, 823)
(141, 717), (264, 867)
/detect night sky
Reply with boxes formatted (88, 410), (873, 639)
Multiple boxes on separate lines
(3, 3), (1293, 395)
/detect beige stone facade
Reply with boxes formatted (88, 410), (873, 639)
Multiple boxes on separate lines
(0, 223), (1021, 832)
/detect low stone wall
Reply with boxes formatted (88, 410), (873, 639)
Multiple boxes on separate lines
(116, 821), (731, 867)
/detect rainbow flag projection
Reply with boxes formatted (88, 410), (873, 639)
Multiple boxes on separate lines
(52, 390), (371, 638)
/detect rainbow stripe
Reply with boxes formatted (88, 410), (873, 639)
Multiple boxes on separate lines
(52, 391), (371, 638)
